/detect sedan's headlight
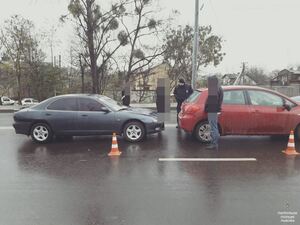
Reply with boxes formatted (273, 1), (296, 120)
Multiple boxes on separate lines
(151, 117), (158, 122)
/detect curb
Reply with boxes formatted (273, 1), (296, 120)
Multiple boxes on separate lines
(0, 109), (19, 113)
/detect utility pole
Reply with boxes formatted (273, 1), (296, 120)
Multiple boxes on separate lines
(233, 62), (247, 85)
(191, 0), (199, 90)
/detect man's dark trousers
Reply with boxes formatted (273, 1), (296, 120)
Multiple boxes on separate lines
(176, 101), (183, 125)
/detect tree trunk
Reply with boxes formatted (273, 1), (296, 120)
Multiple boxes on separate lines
(86, 0), (99, 94)
(16, 60), (22, 104)
(79, 54), (85, 93)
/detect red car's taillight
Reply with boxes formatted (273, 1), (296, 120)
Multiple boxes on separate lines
(184, 104), (199, 114)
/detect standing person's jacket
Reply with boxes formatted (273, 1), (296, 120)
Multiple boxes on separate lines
(205, 86), (223, 113)
(173, 84), (193, 103)
(121, 90), (130, 106)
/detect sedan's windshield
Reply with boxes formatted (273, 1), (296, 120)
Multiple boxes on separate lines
(99, 96), (127, 111)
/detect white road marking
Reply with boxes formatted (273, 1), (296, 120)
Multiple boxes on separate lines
(158, 158), (257, 162)
(165, 124), (177, 127)
(0, 126), (14, 130)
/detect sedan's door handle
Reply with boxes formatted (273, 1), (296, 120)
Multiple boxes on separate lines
(81, 114), (88, 117)
(45, 113), (52, 116)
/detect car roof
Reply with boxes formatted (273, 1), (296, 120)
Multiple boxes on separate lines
(198, 85), (286, 94)
(197, 85), (271, 91)
(197, 85), (295, 100)
(53, 94), (104, 97)
(46, 94), (108, 102)
(223, 85), (274, 91)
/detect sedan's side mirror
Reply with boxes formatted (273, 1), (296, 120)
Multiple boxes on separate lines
(100, 106), (110, 112)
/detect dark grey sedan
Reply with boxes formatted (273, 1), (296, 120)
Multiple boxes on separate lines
(13, 94), (164, 143)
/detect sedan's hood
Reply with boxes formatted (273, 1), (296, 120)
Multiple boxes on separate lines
(121, 107), (157, 117)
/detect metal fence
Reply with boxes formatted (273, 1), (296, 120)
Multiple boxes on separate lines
(261, 85), (300, 97)
(103, 90), (156, 103)
(104, 85), (300, 104)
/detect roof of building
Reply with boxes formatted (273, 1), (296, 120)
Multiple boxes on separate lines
(279, 69), (300, 74)
(222, 74), (238, 79)
(272, 69), (300, 80)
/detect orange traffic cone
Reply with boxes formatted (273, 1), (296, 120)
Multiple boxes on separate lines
(108, 133), (122, 156)
(282, 130), (300, 155)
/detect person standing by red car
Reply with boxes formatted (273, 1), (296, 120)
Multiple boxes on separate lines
(205, 75), (223, 149)
(173, 78), (193, 128)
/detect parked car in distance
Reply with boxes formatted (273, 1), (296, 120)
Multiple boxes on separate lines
(13, 94), (164, 143)
(290, 96), (300, 103)
(21, 98), (39, 107)
(0, 96), (15, 105)
(179, 86), (300, 142)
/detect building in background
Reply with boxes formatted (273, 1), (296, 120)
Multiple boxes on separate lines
(132, 63), (169, 91)
(221, 73), (257, 86)
(131, 63), (170, 103)
(271, 69), (300, 86)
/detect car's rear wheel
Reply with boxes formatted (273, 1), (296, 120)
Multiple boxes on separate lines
(194, 121), (212, 143)
(31, 123), (53, 144)
(123, 121), (145, 142)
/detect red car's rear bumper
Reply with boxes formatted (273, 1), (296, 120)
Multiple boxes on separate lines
(178, 112), (196, 133)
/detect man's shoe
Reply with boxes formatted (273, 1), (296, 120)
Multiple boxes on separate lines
(205, 144), (218, 150)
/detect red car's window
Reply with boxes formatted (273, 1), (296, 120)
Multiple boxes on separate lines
(223, 90), (246, 105)
(248, 90), (283, 106)
(185, 91), (201, 103)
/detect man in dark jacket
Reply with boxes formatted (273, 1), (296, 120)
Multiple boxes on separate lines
(173, 78), (193, 128)
(121, 82), (130, 106)
(205, 75), (223, 149)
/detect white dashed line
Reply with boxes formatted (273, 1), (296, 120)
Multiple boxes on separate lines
(0, 126), (14, 130)
(158, 158), (257, 162)
(164, 124), (177, 127)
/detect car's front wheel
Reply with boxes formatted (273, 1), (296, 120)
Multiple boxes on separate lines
(31, 123), (53, 144)
(294, 125), (300, 140)
(194, 121), (212, 143)
(123, 121), (145, 142)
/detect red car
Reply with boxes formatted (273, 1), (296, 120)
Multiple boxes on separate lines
(179, 86), (300, 142)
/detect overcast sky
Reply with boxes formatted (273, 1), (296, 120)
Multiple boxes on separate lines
(1, 0), (300, 75)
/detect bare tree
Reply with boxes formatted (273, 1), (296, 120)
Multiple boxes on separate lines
(0, 15), (35, 102)
(0, 60), (15, 97)
(62, 0), (129, 94)
(78, 53), (86, 93)
(113, 0), (166, 105)
(120, 0), (164, 82)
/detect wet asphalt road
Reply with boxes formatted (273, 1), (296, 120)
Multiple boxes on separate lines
(0, 113), (300, 225)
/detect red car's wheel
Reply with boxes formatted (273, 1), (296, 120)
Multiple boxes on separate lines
(194, 121), (212, 143)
